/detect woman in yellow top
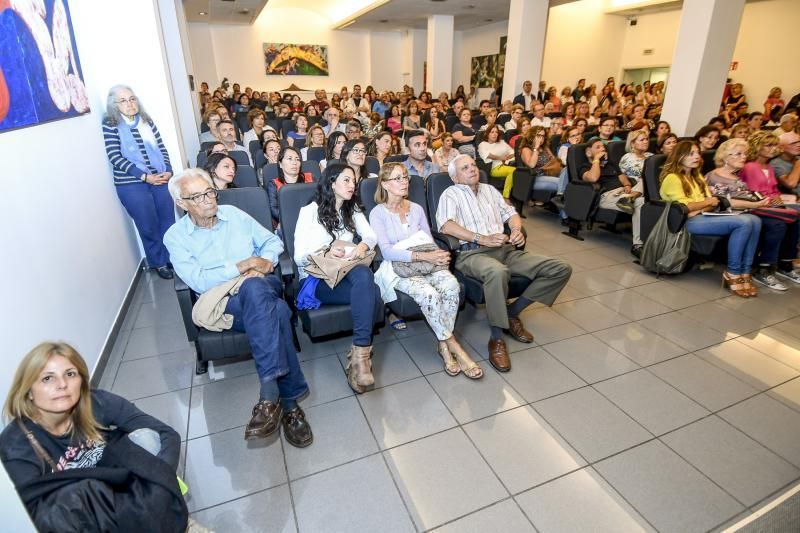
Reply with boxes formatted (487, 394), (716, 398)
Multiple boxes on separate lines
(659, 141), (761, 297)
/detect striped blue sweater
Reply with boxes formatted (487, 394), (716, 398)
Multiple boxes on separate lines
(103, 118), (172, 185)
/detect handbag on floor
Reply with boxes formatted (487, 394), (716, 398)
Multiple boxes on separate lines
(640, 202), (690, 275)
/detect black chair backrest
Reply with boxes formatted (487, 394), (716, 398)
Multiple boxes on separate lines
(479, 169), (489, 184)
(278, 183), (318, 271)
(426, 172), (455, 224)
(217, 187), (272, 231)
(197, 150), (207, 168)
(254, 151), (267, 170)
(648, 138), (658, 154)
(504, 129), (518, 143)
(229, 149), (251, 167)
(607, 141), (627, 167)
(549, 135), (561, 157)
(359, 175), (427, 219)
(643, 154), (667, 201)
(292, 137), (306, 150)
(308, 116), (322, 126)
(248, 139), (262, 161)
(566, 143), (590, 182)
(281, 119), (295, 138)
(301, 160), (321, 181)
(306, 146), (325, 162)
(234, 166), (258, 188)
(445, 115), (459, 132)
(201, 141), (217, 151)
(386, 154), (408, 163)
(496, 113), (511, 126)
(263, 163), (279, 181)
(701, 150), (717, 175)
(614, 129), (628, 140)
(365, 156), (380, 176)
(266, 119), (282, 135)
(236, 115), (249, 136)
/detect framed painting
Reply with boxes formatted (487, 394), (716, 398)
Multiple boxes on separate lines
(470, 54), (499, 89)
(0, 0), (90, 133)
(263, 43), (329, 76)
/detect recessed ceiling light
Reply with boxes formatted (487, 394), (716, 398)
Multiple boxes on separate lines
(238, 8), (250, 14)
(485, 18), (493, 21)
(379, 19), (389, 23)
(198, 11), (207, 15)
(466, 4), (475, 8)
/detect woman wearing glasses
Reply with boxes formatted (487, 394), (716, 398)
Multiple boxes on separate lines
(341, 138), (376, 183)
(370, 164), (483, 379)
(102, 85), (175, 279)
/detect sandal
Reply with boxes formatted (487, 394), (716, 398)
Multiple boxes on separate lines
(723, 272), (750, 298)
(388, 313), (407, 330)
(739, 274), (758, 297)
(438, 343), (461, 377)
(452, 349), (483, 380)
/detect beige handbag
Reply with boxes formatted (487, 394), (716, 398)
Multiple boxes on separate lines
(304, 240), (375, 288)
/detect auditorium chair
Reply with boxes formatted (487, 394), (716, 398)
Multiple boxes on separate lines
(248, 140), (262, 166)
(306, 146), (325, 162)
(233, 166), (258, 188)
(228, 149), (251, 167)
(301, 160), (321, 181)
(607, 140), (627, 167)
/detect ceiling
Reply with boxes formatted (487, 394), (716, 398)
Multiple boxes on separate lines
(183, 0), (269, 24)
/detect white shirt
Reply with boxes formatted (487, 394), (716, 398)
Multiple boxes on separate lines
(478, 141), (514, 169)
(293, 201), (377, 279)
(531, 116), (551, 128)
(436, 183), (517, 244)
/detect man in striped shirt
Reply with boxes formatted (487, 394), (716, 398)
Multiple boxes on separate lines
(436, 154), (572, 372)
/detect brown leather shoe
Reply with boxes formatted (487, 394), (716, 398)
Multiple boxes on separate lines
(282, 407), (314, 448)
(506, 317), (534, 343)
(488, 339), (511, 372)
(244, 400), (282, 440)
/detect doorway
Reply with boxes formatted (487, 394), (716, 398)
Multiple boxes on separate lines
(623, 67), (670, 87)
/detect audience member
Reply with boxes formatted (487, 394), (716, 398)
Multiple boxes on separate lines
(264, 138), (282, 165)
(370, 131), (393, 166)
(203, 152), (238, 190)
(267, 146), (313, 228)
(695, 125), (721, 151)
(322, 107), (346, 136)
(165, 170), (313, 445)
(434, 133), (459, 169)
(242, 108), (269, 148)
(658, 132), (678, 156)
(293, 164), (381, 393)
(763, 87), (784, 119)
(320, 131), (347, 171)
(287, 114), (309, 146)
(341, 138), (375, 182)
(386, 105), (403, 135)
(404, 130), (440, 179)
(478, 124), (516, 199)
(199, 109), (222, 143)
(426, 106), (446, 147)
(589, 117), (622, 143)
(452, 108), (478, 158)
(530, 103), (551, 128)
(771, 132), (800, 194)
(513, 80), (534, 110)
(659, 141), (761, 297)
(437, 154), (572, 371)
(518, 126), (562, 197)
(301, 125), (326, 161)
(103, 85), (174, 279)
(217, 120), (253, 166)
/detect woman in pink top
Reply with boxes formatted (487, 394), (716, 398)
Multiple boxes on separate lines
(740, 132), (789, 204)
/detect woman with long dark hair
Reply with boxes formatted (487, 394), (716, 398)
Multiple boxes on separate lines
(203, 152), (238, 190)
(293, 164), (381, 393)
(660, 141), (761, 297)
(341, 138), (376, 183)
(320, 131), (347, 171)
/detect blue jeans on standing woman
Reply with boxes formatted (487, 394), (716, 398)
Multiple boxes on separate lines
(685, 213), (761, 275)
(116, 182), (175, 269)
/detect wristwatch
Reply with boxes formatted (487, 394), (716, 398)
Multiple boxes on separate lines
(473, 233), (480, 244)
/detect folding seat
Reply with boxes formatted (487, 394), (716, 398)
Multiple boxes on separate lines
(607, 141), (627, 167)
(306, 146), (325, 162)
(301, 161), (321, 181)
(233, 166), (258, 188)
(248, 140), (262, 166)
(365, 156), (380, 176)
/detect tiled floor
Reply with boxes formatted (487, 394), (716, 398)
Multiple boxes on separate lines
(98, 210), (800, 533)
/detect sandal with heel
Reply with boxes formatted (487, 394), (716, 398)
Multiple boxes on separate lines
(438, 344), (461, 376)
(452, 348), (483, 380)
(723, 272), (751, 298)
(739, 274), (758, 297)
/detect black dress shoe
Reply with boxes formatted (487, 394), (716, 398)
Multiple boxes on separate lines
(155, 266), (174, 279)
(282, 407), (313, 448)
(244, 400), (282, 440)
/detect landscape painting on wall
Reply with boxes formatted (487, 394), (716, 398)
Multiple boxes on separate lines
(0, 0), (90, 133)
(263, 43), (329, 76)
(470, 54), (499, 89)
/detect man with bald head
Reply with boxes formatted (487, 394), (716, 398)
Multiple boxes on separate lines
(436, 154), (572, 372)
(164, 169), (312, 448)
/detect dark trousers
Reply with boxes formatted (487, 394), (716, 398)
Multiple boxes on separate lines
(116, 182), (175, 269)
(758, 217), (799, 267)
(225, 276), (308, 400)
(314, 265), (379, 346)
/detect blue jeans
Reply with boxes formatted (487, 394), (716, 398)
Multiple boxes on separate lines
(685, 213), (761, 275)
(313, 265), (380, 346)
(532, 175), (559, 192)
(757, 217), (799, 266)
(116, 182), (175, 268)
(556, 167), (570, 195)
(225, 276), (308, 401)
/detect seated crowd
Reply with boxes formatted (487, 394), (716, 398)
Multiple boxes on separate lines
(3, 77), (800, 531)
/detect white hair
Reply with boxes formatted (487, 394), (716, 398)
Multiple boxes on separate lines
(448, 153), (473, 179)
(168, 168), (214, 201)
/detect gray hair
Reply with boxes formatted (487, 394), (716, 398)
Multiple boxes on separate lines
(448, 153), (473, 179)
(625, 129), (649, 153)
(103, 85), (151, 127)
(168, 169), (214, 201)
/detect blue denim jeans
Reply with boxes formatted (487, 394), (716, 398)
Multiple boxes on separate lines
(532, 175), (560, 192)
(115, 182), (175, 268)
(757, 217), (800, 266)
(313, 265), (380, 346)
(685, 213), (761, 275)
(225, 276), (308, 401)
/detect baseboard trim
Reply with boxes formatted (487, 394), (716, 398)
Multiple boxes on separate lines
(91, 259), (146, 387)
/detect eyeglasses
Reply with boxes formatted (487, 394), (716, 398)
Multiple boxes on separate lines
(350, 148), (366, 154)
(727, 152), (747, 157)
(116, 97), (138, 105)
(181, 189), (218, 204)
(386, 175), (410, 183)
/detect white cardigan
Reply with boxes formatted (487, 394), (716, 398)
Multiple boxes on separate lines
(293, 201), (377, 280)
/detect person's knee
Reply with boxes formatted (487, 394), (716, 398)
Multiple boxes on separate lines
(349, 265), (374, 285)
(128, 428), (161, 456)
(240, 276), (279, 301)
(482, 264), (510, 284)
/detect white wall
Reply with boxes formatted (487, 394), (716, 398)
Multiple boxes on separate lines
(187, 23), (219, 89)
(0, 0), (188, 402)
(370, 32), (404, 91)
(619, 10), (679, 71)
(188, 6), (373, 93)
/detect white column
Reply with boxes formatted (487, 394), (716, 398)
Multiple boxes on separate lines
(402, 29), (426, 93)
(426, 15), (454, 96)
(660, 0), (745, 136)
(502, 0), (549, 104)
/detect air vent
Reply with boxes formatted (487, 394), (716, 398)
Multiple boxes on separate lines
(643, 49), (654, 55)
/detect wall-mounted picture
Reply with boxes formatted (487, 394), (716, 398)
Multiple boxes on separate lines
(0, 0), (90, 133)
(470, 54), (499, 89)
(263, 43), (329, 76)
(498, 36), (507, 83)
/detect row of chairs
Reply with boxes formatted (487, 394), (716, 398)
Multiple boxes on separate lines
(175, 170), (530, 373)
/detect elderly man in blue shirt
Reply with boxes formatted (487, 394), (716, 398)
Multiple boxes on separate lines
(164, 169), (312, 448)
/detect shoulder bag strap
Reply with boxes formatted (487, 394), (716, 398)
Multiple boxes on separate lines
(16, 419), (58, 473)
